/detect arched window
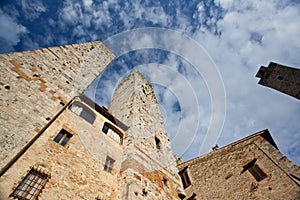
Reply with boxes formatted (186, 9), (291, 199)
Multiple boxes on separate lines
(102, 122), (123, 144)
(69, 102), (96, 124)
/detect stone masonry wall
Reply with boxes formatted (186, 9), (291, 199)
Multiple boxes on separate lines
(109, 70), (184, 199)
(256, 62), (300, 99)
(0, 98), (124, 200)
(0, 41), (115, 170)
(178, 132), (300, 199)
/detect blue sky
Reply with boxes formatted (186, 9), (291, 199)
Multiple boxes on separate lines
(1, 0), (299, 165)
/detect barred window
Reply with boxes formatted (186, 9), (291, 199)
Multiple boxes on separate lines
(10, 167), (50, 200)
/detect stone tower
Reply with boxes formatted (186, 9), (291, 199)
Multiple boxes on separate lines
(109, 70), (184, 199)
(256, 62), (300, 100)
(0, 41), (114, 173)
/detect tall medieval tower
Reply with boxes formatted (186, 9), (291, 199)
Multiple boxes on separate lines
(109, 70), (184, 199)
(0, 41), (114, 173)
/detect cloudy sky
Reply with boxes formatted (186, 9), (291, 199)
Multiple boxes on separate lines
(1, 0), (299, 165)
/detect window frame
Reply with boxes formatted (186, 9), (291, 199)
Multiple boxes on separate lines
(104, 156), (115, 173)
(69, 101), (96, 124)
(155, 136), (161, 150)
(53, 129), (73, 147)
(243, 159), (267, 182)
(179, 167), (192, 189)
(102, 122), (123, 145)
(10, 167), (50, 200)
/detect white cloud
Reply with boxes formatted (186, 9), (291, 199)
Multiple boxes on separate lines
(191, 0), (300, 164)
(82, 0), (93, 10)
(20, 0), (47, 21)
(0, 9), (27, 49)
(75, 0), (300, 165)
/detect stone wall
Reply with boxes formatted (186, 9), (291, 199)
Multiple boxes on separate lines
(0, 41), (115, 171)
(0, 97), (124, 200)
(109, 70), (184, 199)
(178, 130), (300, 200)
(256, 62), (300, 99)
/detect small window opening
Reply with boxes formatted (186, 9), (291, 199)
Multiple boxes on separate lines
(179, 167), (191, 189)
(162, 178), (169, 188)
(187, 193), (197, 200)
(277, 76), (284, 80)
(53, 129), (72, 147)
(104, 156), (115, 173)
(69, 102), (95, 124)
(10, 167), (50, 200)
(102, 123), (123, 144)
(155, 136), (161, 149)
(243, 159), (267, 182)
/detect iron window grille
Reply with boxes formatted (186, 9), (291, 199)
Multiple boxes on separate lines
(10, 167), (50, 200)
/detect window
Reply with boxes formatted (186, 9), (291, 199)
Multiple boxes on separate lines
(69, 102), (95, 124)
(179, 167), (191, 189)
(155, 136), (161, 149)
(277, 76), (284, 80)
(187, 193), (197, 200)
(10, 167), (50, 200)
(53, 129), (72, 146)
(102, 123), (123, 144)
(104, 156), (115, 173)
(162, 178), (169, 188)
(243, 159), (267, 182)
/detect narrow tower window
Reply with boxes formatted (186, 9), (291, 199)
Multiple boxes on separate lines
(162, 177), (169, 188)
(155, 136), (161, 149)
(104, 156), (115, 173)
(277, 76), (284, 80)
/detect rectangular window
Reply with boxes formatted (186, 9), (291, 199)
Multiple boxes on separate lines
(248, 164), (267, 182)
(187, 193), (197, 200)
(104, 156), (115, 173)
(179, 167), (191, 189)
(155, 136), (161, 149)
(102, 123), (122, 144)
(53, 129), (72, 147)
(243, 159), (267, 182)
(10, 167), (50, 200)
(69, 102), (95, 124)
